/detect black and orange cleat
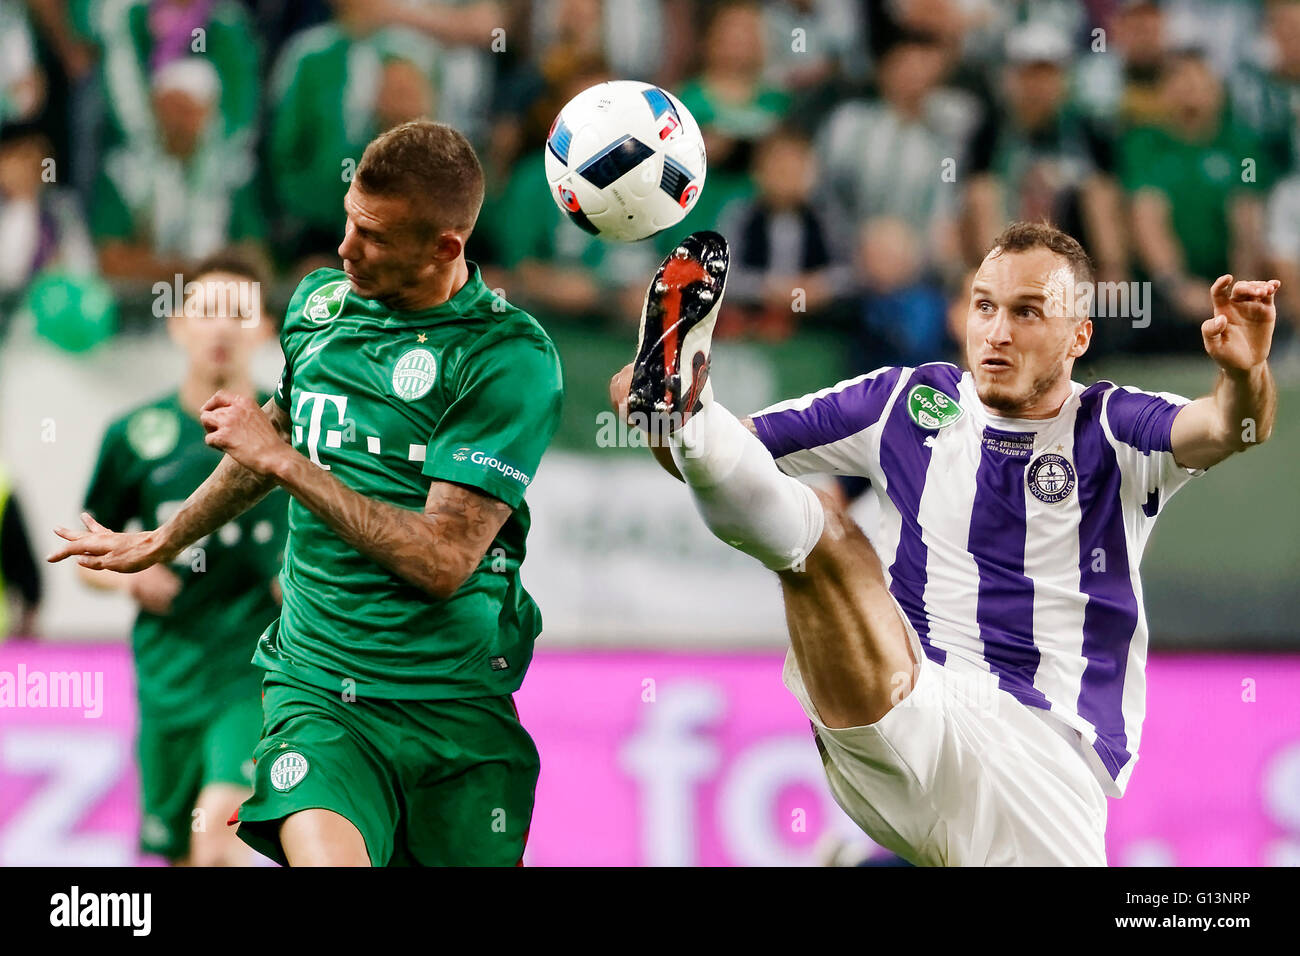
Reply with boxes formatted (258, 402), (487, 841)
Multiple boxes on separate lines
(627, 230), (729, 433)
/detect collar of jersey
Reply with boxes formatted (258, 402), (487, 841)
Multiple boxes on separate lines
(360, 261), (493, 326)
(959, 373), (1084, 432)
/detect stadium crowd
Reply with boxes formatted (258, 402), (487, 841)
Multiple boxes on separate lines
(1, 0), (1298, 364)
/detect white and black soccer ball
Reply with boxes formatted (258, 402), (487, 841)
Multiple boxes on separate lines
(544, 80), (707, 242)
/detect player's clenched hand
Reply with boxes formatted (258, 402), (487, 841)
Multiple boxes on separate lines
(200, 390), (291, 477)
(1202, 276), (1280, 373)
(126, 564), (182, 616)
(47, 512), (175, 571)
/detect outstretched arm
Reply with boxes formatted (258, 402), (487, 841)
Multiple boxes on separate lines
(49, 397), (288, 570)
(1170, 276), (1280, 471)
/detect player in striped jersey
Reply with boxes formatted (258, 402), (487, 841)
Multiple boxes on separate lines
(611, 222), (1280, 865)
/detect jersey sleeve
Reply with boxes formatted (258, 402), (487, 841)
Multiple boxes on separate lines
(750, 365), (904, 477)
(422, 333), (564, 509)
(82, 424), (141, 529)
(1103, 385), (1203, 514)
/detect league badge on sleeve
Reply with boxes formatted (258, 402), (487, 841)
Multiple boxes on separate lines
(907, 385), (964, 430)
(305, 280), (350, 323)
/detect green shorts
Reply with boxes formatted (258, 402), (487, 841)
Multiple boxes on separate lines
(234, 673), (540, 867)
(137, 693), (262, 861)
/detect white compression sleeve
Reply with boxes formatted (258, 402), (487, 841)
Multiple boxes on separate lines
(670, 402), (825, 571)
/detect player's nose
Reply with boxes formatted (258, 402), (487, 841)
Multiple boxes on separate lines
(985, 309), (1014, 344)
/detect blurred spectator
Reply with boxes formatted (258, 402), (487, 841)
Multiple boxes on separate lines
(849, 216), (951, 370)
(717, 127), (853, 340)
(0, 122), (95, 292)
(955, 0), (1082, 68)
(347, 0), (507, 144)
(267, 0), (437, 270)
(817, 29), (980, 273)
(965, 21), (1127, 280)
(1230, 0), (1300, 180)
(486, 1), (609, 191)
(761, 0), (868, 92)
(1161, 0), (1263, 79)
(490, 68), (657, 328)
(99, 0), (262, 153)
(1074, 0), (1170, 127)
(1123, 49), (1268, 353)
(676, 1), (791, 242)
(93, 56), (265, 280)
(527, 0), (693, 88)
(1, 0), (46, 125)
(0, 462), (41, 640)
(23, 0), (107, 205)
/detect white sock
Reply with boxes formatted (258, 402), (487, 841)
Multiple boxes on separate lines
(670, 402), (825, 571)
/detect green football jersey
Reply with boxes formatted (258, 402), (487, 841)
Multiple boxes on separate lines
(84, 392), (289, 724)
(256, 264), (565, 700)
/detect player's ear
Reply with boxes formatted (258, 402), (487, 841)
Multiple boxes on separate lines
(430, 230), (464, 263)
(1069, 318), (1092, 359)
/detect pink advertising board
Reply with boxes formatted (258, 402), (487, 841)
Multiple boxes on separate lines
(2, 644), (1297, 866)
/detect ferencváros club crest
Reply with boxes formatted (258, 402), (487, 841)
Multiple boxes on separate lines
(305, 279), (350, 323)
(906, 384), (964, 430)
(270, 751), (309, 791)
(1027, 453), (1076, 503)
(392, 348), (437, 401)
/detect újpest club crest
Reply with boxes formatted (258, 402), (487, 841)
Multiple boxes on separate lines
(907, 384), (964, 430)
(1027, 453), (1076, 503)
(305, 279), (349, 323)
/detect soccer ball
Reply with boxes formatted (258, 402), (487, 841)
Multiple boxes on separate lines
(544, 80), (707, 242)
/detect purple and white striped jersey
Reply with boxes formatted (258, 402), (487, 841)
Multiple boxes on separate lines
(751, 362), (1203, 797)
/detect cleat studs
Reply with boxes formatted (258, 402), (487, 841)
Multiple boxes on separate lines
(672, 246), (690, 259)
(654, 281), (669, 293)
(707, 258), (726, 274)
(698, 289), (714, 304)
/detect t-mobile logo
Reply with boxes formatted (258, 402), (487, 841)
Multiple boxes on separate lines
(294, 391), (348, 469)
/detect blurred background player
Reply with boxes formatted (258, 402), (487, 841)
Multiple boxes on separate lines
(77, 251), (287, 865)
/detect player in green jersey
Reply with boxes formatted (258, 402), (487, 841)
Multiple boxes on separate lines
(77, 252), (289, 865)
(50, 121), (565, 866)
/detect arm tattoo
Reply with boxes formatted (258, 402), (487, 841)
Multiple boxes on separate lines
(276, 453), (512, 599)
(156, 398), (284, 557)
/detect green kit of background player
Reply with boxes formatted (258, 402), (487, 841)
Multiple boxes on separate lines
(52, 121), (565, 867)
(78, 254), (288, 866)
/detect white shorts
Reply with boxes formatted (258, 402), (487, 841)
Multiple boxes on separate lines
(783, 646), (1109, 866)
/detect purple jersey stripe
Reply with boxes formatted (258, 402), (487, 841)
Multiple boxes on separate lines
(1104, 386), (1182, 453)
(968, 428), (1051, 709)
(1073, 384), (1139, 780)
(753, 366), (903, 461)
(878, 366), (962, 664)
